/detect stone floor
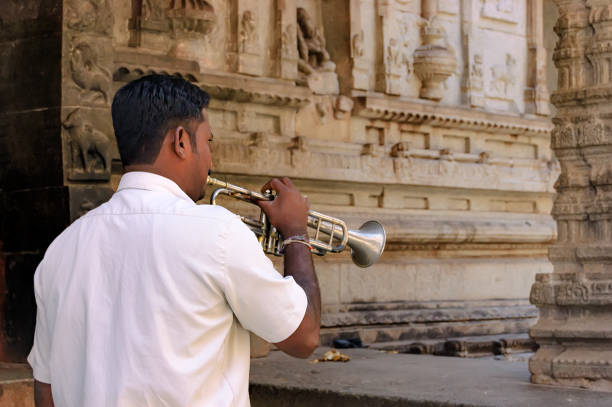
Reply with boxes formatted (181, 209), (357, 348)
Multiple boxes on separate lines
(250, 348), (612, 407)
(0, 363), (34, 407)
(2, 349), (612, 406)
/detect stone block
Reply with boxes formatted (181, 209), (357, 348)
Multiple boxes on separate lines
(0, 108), (63, 191)
(2, 187), (69, 253)
(0, 253), (40, 363)
(314, 261), (341, 306)
(339, 263), (417, 304)
(250, 332), (270, 359)
(0, 35), (61, 113)
(0, 0), (61, 42)
(0, 378), (33, 407)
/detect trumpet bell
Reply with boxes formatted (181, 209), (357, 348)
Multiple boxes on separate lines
(348, 221), (386, 268)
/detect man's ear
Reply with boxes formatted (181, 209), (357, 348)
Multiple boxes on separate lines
(172, 126), (188, 159)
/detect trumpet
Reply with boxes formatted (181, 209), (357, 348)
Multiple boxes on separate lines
(206, 177), (386, 267)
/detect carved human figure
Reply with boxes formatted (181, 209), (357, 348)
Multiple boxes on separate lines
(490, 53), (516, 95)
(472, 54), (483, 79)
(282, 24), (297, 58)
(351, 30), (364, 58)
(240, 10), (257, 53)
(296, 7), (334, 75)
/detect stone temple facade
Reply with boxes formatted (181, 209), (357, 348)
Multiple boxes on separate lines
(1, 0), (560, 367)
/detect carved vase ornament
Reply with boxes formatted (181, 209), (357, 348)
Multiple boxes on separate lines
(413, 16), (457, 101)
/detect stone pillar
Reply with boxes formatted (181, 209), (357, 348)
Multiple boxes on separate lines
(236, 0), (264, 76)
(276, 0), (298, 81)
(525, 0), (551, 116)
(0, 0), (115, 362)
(349, 0), (368, 91)
(460, 0), (484, 108)
(529, 0), (612, 391)
(375, 0), (407, 95)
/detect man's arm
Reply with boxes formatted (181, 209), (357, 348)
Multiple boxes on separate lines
(258, 178), (321, 358)
(34, 380), (54, 407)
(274, 242), (320, 358)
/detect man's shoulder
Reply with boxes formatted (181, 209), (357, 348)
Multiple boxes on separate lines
(178, 203), (243, 225)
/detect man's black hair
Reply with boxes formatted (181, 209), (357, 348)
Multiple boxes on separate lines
(111, 74), (210, 165)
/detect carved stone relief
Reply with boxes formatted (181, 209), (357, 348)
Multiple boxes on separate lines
(277, 2), (298, 81)
(488, 53), (517, 99)
(66, 0), (113, 34)
(282, 24), (298, 59)
(481, 0), (518, 24)
(376, 3), (420, 97)
(351, 30), (365, 59)
(529, 0), (612, 391)
(296, 7), (339, 95)
(167, 0), (215, 34)
(129, 0), (217, 61)
(69, 42), (112, 104)
(413, 16), (457, 101)
(239, 10), (258, 53)
(104, 0), (558, 358)
(69, 187), (114, 221)
(63, 109), (112, 181)
(463, 53), (484, 108)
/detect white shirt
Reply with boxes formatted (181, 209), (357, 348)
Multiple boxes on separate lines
(27, 171), (307, 407)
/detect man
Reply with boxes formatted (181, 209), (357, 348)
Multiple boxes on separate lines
(28, 75), (321, 406)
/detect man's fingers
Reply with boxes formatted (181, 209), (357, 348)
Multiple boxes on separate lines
(261, 178), (287, 194)
(256, 199), (273, 210)
(281, 177), (295, 188)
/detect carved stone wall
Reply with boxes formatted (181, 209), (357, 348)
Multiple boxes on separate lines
(114, 0), (557, 348)
(528, 0), (612, 392)
(1, 0), (556, 361)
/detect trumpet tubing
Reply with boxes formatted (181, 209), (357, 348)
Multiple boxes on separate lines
(206, 177), (386, 267)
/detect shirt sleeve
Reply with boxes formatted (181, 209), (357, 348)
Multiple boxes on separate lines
(27, 263), (52, 383)
(220, 217), (308, 344)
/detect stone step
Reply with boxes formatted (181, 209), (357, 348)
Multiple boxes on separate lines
(0, 364), (33, 407)
(319, 317), (534, 346)
(367, 333), (537, 358)
(321, 303), (537, 327)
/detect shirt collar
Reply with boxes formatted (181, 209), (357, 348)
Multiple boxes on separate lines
(117, 171), (194, 203)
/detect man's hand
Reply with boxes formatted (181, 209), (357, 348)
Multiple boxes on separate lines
(257, 177), (320, 358)
(257, 177), (309, 238)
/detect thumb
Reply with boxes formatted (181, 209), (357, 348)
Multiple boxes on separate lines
(256, 199), (273, 210)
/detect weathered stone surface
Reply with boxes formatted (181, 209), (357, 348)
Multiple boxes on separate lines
(0, 109), (63, 192)
(2, 187), (69, 253)
(0, 254), (39, 363)
(1, 0), (559, 362)
(528, 0), (612, 391)
(250, 348), (612, 407)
